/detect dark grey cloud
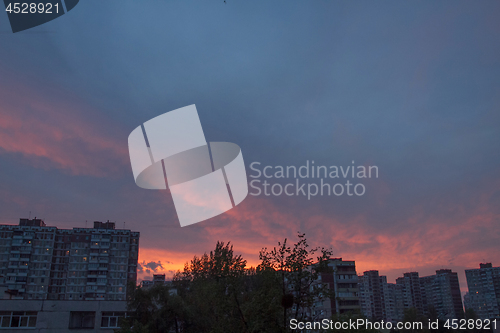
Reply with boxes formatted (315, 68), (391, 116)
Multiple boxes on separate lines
(138, 261), (166, 275)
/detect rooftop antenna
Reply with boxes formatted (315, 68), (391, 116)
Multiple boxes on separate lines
(28, 211), (31, 219)
(85, 220), (87, 228)
(123, 222), (126, 229)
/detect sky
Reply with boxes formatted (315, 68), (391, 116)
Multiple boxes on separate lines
(0, 0), (499, 294)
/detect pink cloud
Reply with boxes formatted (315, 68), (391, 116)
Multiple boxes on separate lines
(0, 80), (129, 177)
(136, 185), (499, 289)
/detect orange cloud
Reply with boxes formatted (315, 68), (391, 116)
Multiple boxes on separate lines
(138, 247), (196, 281)
(136, 188), (499, 291)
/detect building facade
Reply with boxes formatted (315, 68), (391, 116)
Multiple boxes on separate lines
(396, 272), (424, 315)
(314, 258), (360, 319)
(385, 282), (404, 322)
(420, 269), (463, 320)
(465, 263), (500, 319)
(141, 273), (166, 288)
(358, 270), (386, 321)
(0, 218), (139, 301)
(358, 271), (405, 323)
(359, 269), (464, 323)
(0, 299), (127, 332)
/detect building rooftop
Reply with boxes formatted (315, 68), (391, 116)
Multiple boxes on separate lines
(19, 218), (46, 227)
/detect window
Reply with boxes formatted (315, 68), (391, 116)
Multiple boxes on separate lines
(100, 312), (125, 328)
(0, 311), (37, 328)
(69, 311), (95, 329)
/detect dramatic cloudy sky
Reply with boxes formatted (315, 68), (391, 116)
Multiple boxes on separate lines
(1, 0), (499, 293)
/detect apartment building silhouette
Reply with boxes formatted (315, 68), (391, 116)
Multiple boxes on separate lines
(0, 218), (140, 331)
(465, 263), (500, 319)
(359, 269), (463, 322)
(0, 218), (139, 301)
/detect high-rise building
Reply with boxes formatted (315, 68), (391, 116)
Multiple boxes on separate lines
(396, 272), (424, 314)
(358, 270), (409, 323)
(153, 274), (166, 285)
(358, 269), (464, 323)
(314, 258), (360, 319)
(358, 270), (386, 321)
(0, 218), (139, 301)
(386, 282), (404, 322)
(141, 274), (167, 289)
(420, 269), (463, 320)
(463, 292), (471, 312)
(465, 263), (500, 319)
